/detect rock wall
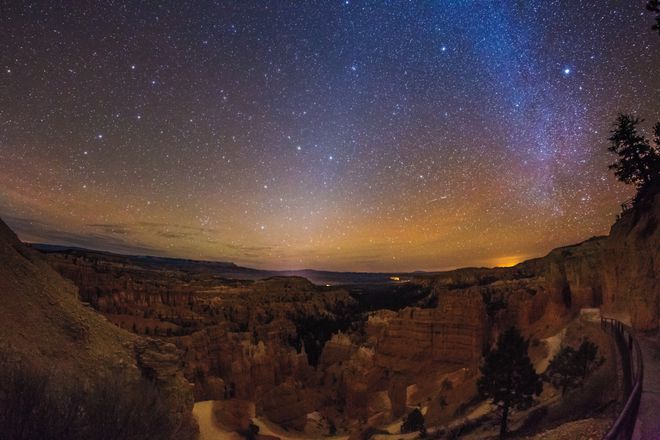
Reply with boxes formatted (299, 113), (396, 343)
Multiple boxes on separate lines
(176, 321), (311, 402)
(373, 290), (486, 373)
(412, 185), (659, 334)
(600, 187), (659, 330)
(514, 185), (659, 331)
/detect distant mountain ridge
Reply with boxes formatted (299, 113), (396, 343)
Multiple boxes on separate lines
(30, 243), (419, 285)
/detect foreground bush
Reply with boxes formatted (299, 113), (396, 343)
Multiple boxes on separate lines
(0, 359), (175, 440)
(544, 338), (605, 396)
(400, 408), (425, 434)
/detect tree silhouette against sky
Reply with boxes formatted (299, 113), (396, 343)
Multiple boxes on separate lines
(607, 114), (660, 198)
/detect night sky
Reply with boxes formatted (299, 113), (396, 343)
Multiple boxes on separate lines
(1, 1), (659, 272)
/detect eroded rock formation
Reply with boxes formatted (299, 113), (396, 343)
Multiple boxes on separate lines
(25, 184), (658, 435)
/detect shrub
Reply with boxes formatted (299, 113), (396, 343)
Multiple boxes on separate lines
(400, 408), (425, 434)
(0, 359), (176, 440)
(544, 338), (605, 395)
(238, 420), (260, 440)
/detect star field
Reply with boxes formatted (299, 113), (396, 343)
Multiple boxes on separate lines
(1, 1), (659, 271)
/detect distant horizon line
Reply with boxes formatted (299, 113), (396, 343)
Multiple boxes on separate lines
(21, 235), (607, 275)
(24, 237), (593, 275)
(27, 241), (450, 275)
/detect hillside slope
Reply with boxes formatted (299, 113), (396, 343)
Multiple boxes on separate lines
(0, 218), (197, 438)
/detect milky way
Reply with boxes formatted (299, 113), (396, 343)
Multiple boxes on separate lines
(1, 1), (659, 271)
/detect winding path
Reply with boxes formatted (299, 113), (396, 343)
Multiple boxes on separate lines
(193, 401), (350, 440)
(194, 401), (240, 440)
(633, 335), (660, 440)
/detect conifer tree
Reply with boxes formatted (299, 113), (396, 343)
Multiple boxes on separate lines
(478, 327), (542, 439)
(608, 114), (660, 192)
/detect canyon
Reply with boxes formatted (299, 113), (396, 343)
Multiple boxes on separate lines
(0, 183), (657, 439)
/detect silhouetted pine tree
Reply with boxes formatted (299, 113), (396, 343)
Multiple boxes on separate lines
(607, 114), (660, 193)
(478, 327), (542, 439)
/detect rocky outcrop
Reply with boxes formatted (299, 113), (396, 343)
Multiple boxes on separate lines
(599, 187), (659, 329)
(40, 251), (200, 311)
(373, 290), (486, 373)
(133, 338), (196, 430)
(260, 380), (320, 431)
(413, 184), (659, 334)
(177, 325), (311, 402)
(516, 185), (660, 331)
(212, 399), (255, 432)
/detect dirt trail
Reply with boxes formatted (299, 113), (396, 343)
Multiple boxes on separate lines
(194, 401), (241, 440)
(193, 401), (350, 440)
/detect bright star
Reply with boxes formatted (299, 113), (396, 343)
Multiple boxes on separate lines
(563, 67), (571, 75)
